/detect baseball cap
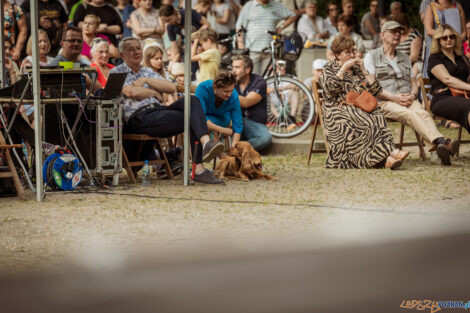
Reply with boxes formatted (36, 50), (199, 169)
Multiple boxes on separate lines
(381, 21), (403, 33)
(312, 59), (328, 70)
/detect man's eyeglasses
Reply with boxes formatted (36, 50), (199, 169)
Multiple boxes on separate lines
(440, 34), (456, 41)
(328, 7), (338, 11)
(64, 39), (83, 44)
(386, 29), (403, 35)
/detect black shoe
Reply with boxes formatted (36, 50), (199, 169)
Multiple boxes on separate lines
(202, 141), (224, 162)
(445, 139), (460, 157)
(193, 169), (225, 185)
(436, 143), (451, 166)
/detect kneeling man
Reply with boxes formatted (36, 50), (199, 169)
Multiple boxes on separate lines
(365, 21), (459, 165)
(231, 55), (272, 152)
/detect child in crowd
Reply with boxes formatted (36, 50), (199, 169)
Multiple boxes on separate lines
(170, 62), (197, 97)
(166, 46), (181, 74)
(143, 44), (171, 80)
(191, 28), (221, 84)
(303, 59), (328, 92)
(143, 44), (174, 105)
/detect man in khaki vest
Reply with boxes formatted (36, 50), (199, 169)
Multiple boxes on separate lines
(364, 21), (459, 165)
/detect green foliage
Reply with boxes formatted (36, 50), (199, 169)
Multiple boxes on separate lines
(315, 0), (424, 33)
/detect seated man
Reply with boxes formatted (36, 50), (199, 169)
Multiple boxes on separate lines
(50, 26), (91, 67)
(195, 71), (243, 148)
(50, 26), (102, 91)
(365, 21), (459, 165)
(111, 37), (225, 184)
(231, 55), (272, 152)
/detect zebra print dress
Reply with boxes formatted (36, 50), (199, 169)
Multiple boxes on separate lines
(319, 60), (395, 169)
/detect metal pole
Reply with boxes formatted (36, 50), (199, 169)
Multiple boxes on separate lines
(183, 0), (192, 186)
(30, 0), (44, 201)
(0, 0), (5, 88)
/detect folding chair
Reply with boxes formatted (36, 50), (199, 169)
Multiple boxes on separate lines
(417, 74), (470, 156)
(122, 134), (174, 184)
(0, 132), (24, 199)
(307, 81), (328, 165)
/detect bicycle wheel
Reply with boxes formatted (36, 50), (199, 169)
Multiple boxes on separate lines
(265, 75), (315, 138)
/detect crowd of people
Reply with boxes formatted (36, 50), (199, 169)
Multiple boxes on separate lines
(2, 0), (470, 185)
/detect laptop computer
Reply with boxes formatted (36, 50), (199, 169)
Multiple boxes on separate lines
(94, 72), (127, 100)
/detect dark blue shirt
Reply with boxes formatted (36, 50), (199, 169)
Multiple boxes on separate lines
(235, 74), (268, 124)
(122, 4), (136, 38)
(167, 9), (203, 42)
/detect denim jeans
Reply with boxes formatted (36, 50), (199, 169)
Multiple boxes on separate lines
(241, 118), (272, 152)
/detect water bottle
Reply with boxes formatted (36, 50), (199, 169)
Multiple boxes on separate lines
(22, 140), (28, 161)
(141, 160), (150, 187)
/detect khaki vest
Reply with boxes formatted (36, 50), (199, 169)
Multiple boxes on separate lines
(370, 47), (412, 94)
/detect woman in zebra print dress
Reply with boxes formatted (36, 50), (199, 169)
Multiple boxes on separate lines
(319, 34), (406, 169)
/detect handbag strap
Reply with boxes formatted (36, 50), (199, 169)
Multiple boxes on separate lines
(430, 2), (441, 26)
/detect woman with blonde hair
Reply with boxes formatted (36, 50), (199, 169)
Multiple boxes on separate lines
(81, 14), (120, 61)
(21, 29), (53, 70)
(320, 34), (406, 169)
(427, 24), (470, 137)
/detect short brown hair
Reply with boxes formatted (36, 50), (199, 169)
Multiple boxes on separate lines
(159, 4), (175, 17)
(338, 14), (354, 28)
(213, 70), (236, 88)
(198, 28), (218, 43)
(330, 33), (355, 55)
(231, 54), (253, 73)
(62, 26), (82, 41)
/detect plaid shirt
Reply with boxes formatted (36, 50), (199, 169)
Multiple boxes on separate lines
(110, 62), (164, 122)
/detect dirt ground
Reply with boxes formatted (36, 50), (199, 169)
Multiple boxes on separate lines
(1, 127), (470, 274)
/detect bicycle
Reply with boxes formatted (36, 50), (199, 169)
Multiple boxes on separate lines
(260, 31), (315, 138)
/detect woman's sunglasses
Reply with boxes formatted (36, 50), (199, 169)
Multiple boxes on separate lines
(440, 34), (456, 41)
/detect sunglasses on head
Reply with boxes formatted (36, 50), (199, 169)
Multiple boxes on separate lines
(440, 34), (456, 41)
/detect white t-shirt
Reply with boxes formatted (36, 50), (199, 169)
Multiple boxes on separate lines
(297, 14), (326, 41)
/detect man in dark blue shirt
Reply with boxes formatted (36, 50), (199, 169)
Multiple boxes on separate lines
(159, 4), (210, 55)
(232, 55), (272, 152)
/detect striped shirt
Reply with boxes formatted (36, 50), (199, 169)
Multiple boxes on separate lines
(236, 0), (294, 52)
(396, 28), (422, 62)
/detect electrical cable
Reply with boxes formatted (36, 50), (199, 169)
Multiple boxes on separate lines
(72, 189), (470, 218)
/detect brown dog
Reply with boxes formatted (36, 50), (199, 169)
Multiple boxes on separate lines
(215, 141), (276, 181)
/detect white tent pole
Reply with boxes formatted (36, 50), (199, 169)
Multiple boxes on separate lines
(30, 0), (44, 201)
(183, 0), (192, 186)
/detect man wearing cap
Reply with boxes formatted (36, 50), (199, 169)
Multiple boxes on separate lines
(364, 21), (458, 165)
(231, 54), (272, 152)
(304, 58), (328, 91)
